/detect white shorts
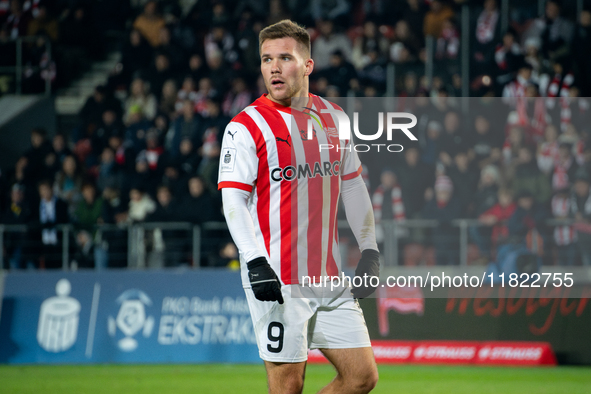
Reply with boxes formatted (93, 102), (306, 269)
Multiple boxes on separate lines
(245, 283), (372, 363)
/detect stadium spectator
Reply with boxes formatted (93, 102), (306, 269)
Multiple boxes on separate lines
(222, 77), (253, 118)
(34, 179), (69, 269)
(447, 150), (479, 215)
(126, 151), (158, 198)
(205, 48), (235, 93)
(51, 133), (72, 167)
(155, 26), (185, 72)
(26, 3), (57, 41)
(477, 188), (516, 258)
(100, 185), (128, 268)
(145, 52), (175, 102)
(204, 23), (238, 66)
(193, 77), (217, 116)
(146, 184), (185, 267)
(372, 168), (406, 244)
(186, 53), (209, 83)
(421, 120), (443, 165)
(317, 50), (359, 95)
(53, 155), (83, 214)
(133, 0), (165, 48)
(552, 142), (579, 191)
(398, 146), (433, 219)
(423, 0), (454, 38)
(1, 183), (32, 269)
(469, 113), (503, 169)
(180, 176), (215, 224)
(511, 146), (552, 205)
(111, 29), (153, 87)
(96, 147), (123, 193)
(494, 29), (522, 81)
(472, 0), (501, 75)
(159, 79), (178, 119)
(352, 20), (389, 70)
(22, 127), (50, 181)
(73, 182), (106, 269)
(507, 191), (547, 254)
(169, 99), (202, 158)
(124, 77), (157, 124)
(422, 175), (462, 265)
(572, 9), (591, 96)
(358, 49), (387, 91)
(551, 188), (577, 266)
(389, 20), (423, 64)
(403, 0), (427, 42)
(127, 185), (155, 223)
(502, 62), (532, 99)
(123, 105), (153, 153)
(93, 109), (125, 157)
(439, 111), (468, 166)
(311, 0), (350, 26)
(78, 86), (122, 140)
(435, 18), (459, 60)
(539, 0), (574, 62)
(311, 19), (352, 71)
(1, 0), (32, 39)
(537, 124), (560, 175)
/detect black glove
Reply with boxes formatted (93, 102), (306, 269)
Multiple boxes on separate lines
(351, 249), (380, 299)
(247, 257), (284, 304)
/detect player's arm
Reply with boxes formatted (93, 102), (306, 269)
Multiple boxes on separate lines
(340, 144), (380, 298)
(218, 122), (283, 304)
(341, 173), (380, 298)
(222, 189), (283, 304)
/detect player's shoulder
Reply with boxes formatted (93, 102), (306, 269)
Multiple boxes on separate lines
(229, 95), (278, 125)
(309, 94), (344, 112)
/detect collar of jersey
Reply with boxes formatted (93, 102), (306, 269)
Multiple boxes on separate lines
(257, 93), (314, 114)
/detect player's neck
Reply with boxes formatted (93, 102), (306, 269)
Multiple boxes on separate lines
(267, 82), (310, 110)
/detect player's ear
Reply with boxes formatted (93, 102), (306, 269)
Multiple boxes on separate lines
(304, 58), (314, 77)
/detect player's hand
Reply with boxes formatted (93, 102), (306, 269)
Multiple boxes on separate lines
(351, 249), (380, 299)
(247, 257), (284, 304)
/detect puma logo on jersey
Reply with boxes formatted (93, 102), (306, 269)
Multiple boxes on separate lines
(227, 130), (237, 140)
(276, 136), (291, 147)
(271, 161), (341, 182)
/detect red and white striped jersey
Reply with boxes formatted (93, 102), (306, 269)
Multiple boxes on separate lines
(218, 94), (362, 285)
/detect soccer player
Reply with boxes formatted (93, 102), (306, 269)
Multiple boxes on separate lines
(218, 20), (380, 394)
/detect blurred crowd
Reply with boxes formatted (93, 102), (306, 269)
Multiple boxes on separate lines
(1, 0), (591, 269)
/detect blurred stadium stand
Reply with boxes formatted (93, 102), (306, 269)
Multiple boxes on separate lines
(1, 0), (591, 271)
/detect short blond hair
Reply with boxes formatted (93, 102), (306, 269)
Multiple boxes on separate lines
(259, 19), (310, 57)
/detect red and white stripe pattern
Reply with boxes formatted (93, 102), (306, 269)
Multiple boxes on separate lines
(551, 195), (576, 245)
(219, 94), (361, 285)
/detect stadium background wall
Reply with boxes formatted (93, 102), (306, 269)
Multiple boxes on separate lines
(0, 270), (589, 365)
(360, 294), (591, 365)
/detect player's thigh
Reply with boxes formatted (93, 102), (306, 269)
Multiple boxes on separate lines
(245, 286), (316, 363)
(264, 360), (307, 394)
(320, 347), (378, 385)
(309, 297), (371, 350)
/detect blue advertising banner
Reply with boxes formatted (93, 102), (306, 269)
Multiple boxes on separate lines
(0, 270), (260, 364)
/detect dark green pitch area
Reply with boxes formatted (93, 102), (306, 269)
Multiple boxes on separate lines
(1, 364), (590, 394)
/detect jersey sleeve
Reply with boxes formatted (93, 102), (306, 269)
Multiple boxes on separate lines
(218, 121), (258, 192)
(340, 139), (362, 180)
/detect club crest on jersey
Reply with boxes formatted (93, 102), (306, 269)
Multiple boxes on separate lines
(327, 127), (339, 138)
(220, 148), (237, 173)
(271, 160), (341, 182)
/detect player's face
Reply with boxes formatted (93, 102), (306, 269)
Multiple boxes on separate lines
(260, 37), (314, 107)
